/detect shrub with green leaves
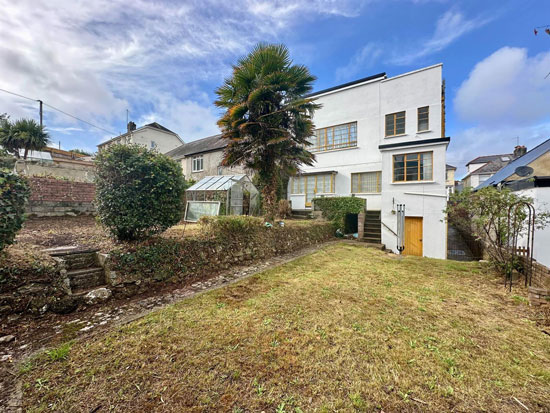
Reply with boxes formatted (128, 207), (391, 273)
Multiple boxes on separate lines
(95, 144), (187, 240)
(313, 197), (366, 229)
(0, 169), (30, 251)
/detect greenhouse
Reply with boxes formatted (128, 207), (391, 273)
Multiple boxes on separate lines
(184, 175), (260, 222)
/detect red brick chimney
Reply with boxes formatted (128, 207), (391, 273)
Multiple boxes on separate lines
(513, 145), (527, 159)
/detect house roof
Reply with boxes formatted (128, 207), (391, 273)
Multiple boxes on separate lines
(98, 122), (182, 147)
(476, 138), (550, 189)
(466, 153), (513, 166)
(307, 72), (386, 98)
(446, 164), (456, 170)
(166, 134), (225, 159)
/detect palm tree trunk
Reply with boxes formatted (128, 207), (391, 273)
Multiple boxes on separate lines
(262, 174), (278, 222)
(23, 147), (28, 160)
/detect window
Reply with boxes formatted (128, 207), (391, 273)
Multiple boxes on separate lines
(309, 122), (357, 152)
(417, 106), (429, 132)
(393, 152), (433, 182)
(151, 141), (157, 149)
(351, 172), (381, 193)
(192, 155), (203, 172)
(291, 174), (334, 194)
(385, 111), (406, 137)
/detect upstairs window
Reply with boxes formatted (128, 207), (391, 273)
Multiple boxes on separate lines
(385, 111), (406, 137)
(309, 122), (357, 152)
(192, 155), (203, 172)
(351, 171), (381, 193)
(393, 152), (433, 182)
(418, 106), (429, 132)
(151, 140), (157, 149)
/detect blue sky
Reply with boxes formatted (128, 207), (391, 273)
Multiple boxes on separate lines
(1, 0), (549, 177)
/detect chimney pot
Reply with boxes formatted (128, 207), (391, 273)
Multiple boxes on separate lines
(127, 121), (136, 133)
(513, 145), (527, 159)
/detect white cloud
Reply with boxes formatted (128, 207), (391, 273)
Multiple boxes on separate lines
(335, 43), (382, 81)
(336, 8), (492, 80)
(454, 47), (550, 126)
(389, 9), (493, 65)
(0, 0), (364, 147)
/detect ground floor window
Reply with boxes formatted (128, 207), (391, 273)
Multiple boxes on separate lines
(351, 171), (381, 193)
(291, 173), (335, 206)
(393, 151), (433, 182)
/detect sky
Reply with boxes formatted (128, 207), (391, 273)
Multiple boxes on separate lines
(1, 0), (549, 178)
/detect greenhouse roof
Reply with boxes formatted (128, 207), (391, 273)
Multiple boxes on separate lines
(187, 175), (248, 191)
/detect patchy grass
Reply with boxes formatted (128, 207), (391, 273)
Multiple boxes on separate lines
(21, 243), (550, 412)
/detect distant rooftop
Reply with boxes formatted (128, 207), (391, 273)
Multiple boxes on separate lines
(166, 134), (225, 159)
(466, 154), (513, 166)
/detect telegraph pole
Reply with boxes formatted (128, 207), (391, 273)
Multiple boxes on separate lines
(38, 100), (43, 127)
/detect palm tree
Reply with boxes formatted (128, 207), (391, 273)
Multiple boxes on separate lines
(0, 117), (22, 158)
(12, 119), (50, 159)
(215, 44), (321, 220)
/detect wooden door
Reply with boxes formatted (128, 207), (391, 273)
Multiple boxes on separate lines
(404, 217), (423, 256)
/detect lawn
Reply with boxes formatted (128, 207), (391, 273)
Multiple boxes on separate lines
(21, 243), (550, 412)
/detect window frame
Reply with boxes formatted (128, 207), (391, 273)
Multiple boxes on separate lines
(310, 122), (357, 153)
(392, 151), (433, 183)
(417, 106), (429, 132)
(290, 174), (335, 195)
(192, 155), (204, 172)
(351, 171), (381, 193)
(385, 111), (406, 137)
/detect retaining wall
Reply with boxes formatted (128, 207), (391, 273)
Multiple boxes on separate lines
(27, 177), (95, 216)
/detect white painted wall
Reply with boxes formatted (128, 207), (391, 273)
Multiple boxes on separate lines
(515, 187), (550, 268)
(99, 127), (182, 154)
(289, 64), (448, 258)
(180, 150), (247, 180)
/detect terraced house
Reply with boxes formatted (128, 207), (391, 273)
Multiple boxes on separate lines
(289, 64), (450, 259)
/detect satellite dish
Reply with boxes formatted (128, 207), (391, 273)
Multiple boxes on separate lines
(515, 165), (534, 177)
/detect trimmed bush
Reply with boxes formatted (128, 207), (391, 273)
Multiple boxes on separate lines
(0, 169), (30, 252)
(95, 144), (187, 240)
(313, 197), (366, 229)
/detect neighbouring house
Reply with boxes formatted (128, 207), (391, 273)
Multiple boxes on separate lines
(97, 121), (183, 154)
(446, 164), (456, 197)
(288, 64), (449, 259)
(461, 145), (527, 189)
(166, 134), (247, 181)
(476, 138), (550, 268)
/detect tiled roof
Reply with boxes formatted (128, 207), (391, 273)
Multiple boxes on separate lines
(466, 154), (513, 166)
(477, 138), (550, 189)
(446, 164), (456, 170)
(166, 134), (225, 159)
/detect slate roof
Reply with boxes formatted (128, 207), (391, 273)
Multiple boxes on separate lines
(166, 134), (225, 159)
(477, 138), (550, 189)
(446, 164), (456, 170)
(98, 122), (181, 147)
(466, 153), (513, 166)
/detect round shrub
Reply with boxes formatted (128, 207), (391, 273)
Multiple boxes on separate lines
(95, 144), (187, 240)
(0, 169), (30, 252)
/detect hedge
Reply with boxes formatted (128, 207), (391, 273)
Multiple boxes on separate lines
(95, 144), (187, 240)
(110, 216), (334, 283)
(0, 169), (30, 252)
(312, 197), (366, 229)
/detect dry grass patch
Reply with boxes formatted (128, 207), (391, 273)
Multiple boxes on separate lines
(21, 243), (550, 412)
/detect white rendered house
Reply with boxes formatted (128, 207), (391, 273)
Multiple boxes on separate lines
(288, 64), (449, 259)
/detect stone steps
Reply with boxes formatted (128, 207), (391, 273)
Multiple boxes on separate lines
(67, 267), (105, 291)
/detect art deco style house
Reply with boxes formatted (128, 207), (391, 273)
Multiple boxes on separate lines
(288, 64), (450, 259)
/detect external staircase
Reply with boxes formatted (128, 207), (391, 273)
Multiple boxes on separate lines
(363, 210), (382, 244)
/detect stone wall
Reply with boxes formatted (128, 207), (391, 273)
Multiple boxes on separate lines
(524, 258), (550, 306)
(27, 177), (95, 216)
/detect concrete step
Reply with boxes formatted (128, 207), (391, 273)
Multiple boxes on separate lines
(67, 267), (105, 290)
(363, 236), (382, 243)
